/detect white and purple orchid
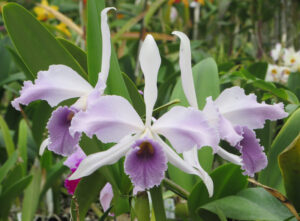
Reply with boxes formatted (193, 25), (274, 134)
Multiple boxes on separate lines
(173, 31), (288, 177)
(11, 8), (115, 156)
(68, 34), (219, 196)
(63, 147), (86, 195)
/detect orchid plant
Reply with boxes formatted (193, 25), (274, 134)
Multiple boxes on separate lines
(12, 7), (114, 157)
(173, 31), (288, 177)
(69, 34), (218, 196)
(2, 2), (300, 220)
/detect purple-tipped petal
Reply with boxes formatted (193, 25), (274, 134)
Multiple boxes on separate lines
(47, 106), (81, 156)
(64, 147), (86, 169)
(152, 106), (219, 153)
(12, 65), (93, 110)
(70, 95), (144, 143)
(124, 138), (167, 190)
(99, 183), (114, 212)
(203, 97), (243, 146)
(65, 168), (81, 195)
(235, 126), (268, 177)
(64, 149), (86, 195)
(215, 86), (288, 129)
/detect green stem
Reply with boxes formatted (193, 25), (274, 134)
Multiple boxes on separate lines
(150, 185), (167, 221)
(162, 178), (190, 200)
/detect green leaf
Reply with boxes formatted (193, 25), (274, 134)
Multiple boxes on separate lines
(200, 188), (292, 221)
(259, 108), (300, 192)
(279, 134), (300, 211)
(0, 175), (32, 219)
(170, 57), (220, 109)
(86, 1), (131, 102)
(86, 0), (105, 86)
(0, 115), (15, 157)
(71, 171), (107, 221)
(31, 101), (52, 146)
(18, 119), (28, 175)
(0, 36), (11, 82)
(188, 164), (248, 218)
(247, 62), (268, 79)
(169, 57), (220, 191)
(135, 192), (150, 221)
(122, 72), (145, 116)
(6, 47), (33, 80)
(3, 3), (87, 78)
(57, 37), (88, 73)
(150, 185), (167, 221)
(22, 161), (42, 221)
(0, 151), (18, 184)
(288, 72), (300, 99)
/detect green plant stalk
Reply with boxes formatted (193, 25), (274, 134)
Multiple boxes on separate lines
(150, 185), (167, 221)
(163, 178), (189, 199)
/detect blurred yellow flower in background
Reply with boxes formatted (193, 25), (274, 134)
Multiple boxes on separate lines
(55, 23), (71, 37)
(34, 0), (58, 21)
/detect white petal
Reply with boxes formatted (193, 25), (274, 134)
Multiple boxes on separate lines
(139, 35), (161, 126)
(69, 135), (138, 180)
(70, 95), (144, 143)
(216, 147), (242, 165)
(154, 134), (214, 197)
(172, 31), (198, 108)
(152, 106), (219, 153)
(96, 7), (116, 87)
(214, 86), (288, 129)
(183, 147), (214, 197)
(203, 97), (243, 146)
(39, 138), (50, 156)
(12, 65), (93, 110)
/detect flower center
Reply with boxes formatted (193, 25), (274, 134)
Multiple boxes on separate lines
(67, 111), (75, 122)
(271, 69), (277, 75)
(291, 58), (296, 64)
(137, 141), (155, 157)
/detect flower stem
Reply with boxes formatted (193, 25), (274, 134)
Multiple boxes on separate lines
(150, 185), (167, 221)
(162, 178), (190, 200)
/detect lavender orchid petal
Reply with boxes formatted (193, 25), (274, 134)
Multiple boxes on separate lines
(235, 126), (268, 177)
(124, 138), (168, 190)
(152, 106), (219, 153)
(172, 31), (198, 108)
(69, 135), (138, 180)
(154, 134), (214, 197)
(47, 106), (81, 156)
(183, 147), (214, 197)
(96, 7), (116, 88)
(139, 35), (161, 126)
(203, 97), (243, 146)
(99, 183), (114, 212)
(215, 86), (288, 129)
(70, 96), (144, 143)
(64, 147), (86, 169)
(12, 65), (93, 110)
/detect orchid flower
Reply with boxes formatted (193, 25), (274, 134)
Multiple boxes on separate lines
(283, 47), (300, 72)
(99, 183), (114, 213)
(68, 34), (219, 196)
(12, 7), (115, 156)
(173, 31), (288, 177)
(270, 43), (282, 62)
(64, 147), (86, 195)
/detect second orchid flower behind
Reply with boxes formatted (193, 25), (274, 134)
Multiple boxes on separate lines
(173, 31), (288, 177)
(12, 8), (115, 157)
(69, 35), (219, 197)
